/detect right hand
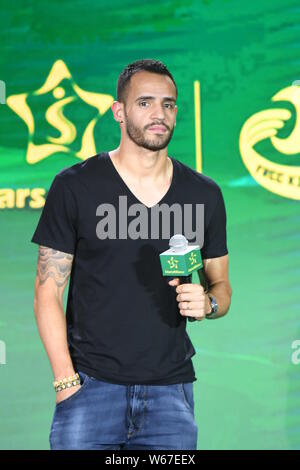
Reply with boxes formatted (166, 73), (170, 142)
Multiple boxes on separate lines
(55, 383), (81, 405)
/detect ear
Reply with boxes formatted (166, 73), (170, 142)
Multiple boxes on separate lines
(111, 101), (124, 124)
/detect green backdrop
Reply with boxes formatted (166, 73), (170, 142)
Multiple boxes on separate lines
(0, 0), (299, 450)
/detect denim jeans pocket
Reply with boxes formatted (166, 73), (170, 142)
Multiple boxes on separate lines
(177, 382), (194, 413)
(55, 371), (91, 409)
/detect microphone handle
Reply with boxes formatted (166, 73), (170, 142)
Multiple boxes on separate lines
(179, 274), (196, 322)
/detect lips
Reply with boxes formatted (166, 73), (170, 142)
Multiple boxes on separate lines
(148, 125), (167, 132)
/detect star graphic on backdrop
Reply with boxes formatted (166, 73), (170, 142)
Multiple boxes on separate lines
(7, 59), (114, 164)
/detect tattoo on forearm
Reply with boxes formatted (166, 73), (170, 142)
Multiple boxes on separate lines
(37, 246), (74, 291)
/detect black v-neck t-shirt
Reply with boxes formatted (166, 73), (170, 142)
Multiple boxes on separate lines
(31, 152), (228, 385)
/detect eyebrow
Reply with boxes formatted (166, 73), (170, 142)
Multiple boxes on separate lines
(135, 96), (176, 103)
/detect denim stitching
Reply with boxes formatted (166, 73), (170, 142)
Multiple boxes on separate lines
(178, 383), (193, 412)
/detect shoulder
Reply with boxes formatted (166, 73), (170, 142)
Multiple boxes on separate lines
(173, 157), (223, 198)
(53, 152), (107, 189)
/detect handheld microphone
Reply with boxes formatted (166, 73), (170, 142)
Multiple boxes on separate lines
(159, 234), (203, 322)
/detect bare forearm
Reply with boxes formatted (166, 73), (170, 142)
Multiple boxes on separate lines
(34, 294), (75, 380)
(33, 246), (75, 381)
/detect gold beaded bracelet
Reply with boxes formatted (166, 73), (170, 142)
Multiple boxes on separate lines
(53, 373), (80, 392)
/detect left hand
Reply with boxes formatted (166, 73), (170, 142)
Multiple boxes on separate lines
(168, 278), (212, 321)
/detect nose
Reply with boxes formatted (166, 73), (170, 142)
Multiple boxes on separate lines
(150, 102), (166, 121)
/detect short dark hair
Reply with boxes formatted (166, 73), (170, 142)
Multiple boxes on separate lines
(117, 59), (177, 105)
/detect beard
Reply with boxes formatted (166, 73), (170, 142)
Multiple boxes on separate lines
(123, 108), (175, 151)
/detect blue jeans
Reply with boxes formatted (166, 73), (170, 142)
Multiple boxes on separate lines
(50, 370), (198, 450)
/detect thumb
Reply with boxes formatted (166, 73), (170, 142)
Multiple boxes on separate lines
(168, 277), (180, 286)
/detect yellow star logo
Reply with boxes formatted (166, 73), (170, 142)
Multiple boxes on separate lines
(188, 252), (197, 265)
(168, 256), (179, 269)
(6, 59), (114, 164)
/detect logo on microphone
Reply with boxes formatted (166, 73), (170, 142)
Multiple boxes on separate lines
(168, 257), (179, 269)
(189, 252), (197, 265)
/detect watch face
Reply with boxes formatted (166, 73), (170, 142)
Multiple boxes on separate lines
(209, 295), (218, 313)
(206, 295), (218, 319)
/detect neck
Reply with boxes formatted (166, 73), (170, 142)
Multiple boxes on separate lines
(108, 148), (171, 185)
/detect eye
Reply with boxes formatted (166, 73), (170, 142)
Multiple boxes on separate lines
(139, 101), (174, 108)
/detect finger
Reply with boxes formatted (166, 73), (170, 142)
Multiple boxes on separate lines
(177, 293), (205, 302)
(176, 283), (204, 294)
(179, 309), (206, 321)
(168, 278), (180, 286)
(179, 301), (204, 311)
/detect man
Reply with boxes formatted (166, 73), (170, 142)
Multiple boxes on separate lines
(32, 59), (232, 450)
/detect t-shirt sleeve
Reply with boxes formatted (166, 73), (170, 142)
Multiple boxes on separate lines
(201, 186), (228, 259)
(31, 174), (77, 254)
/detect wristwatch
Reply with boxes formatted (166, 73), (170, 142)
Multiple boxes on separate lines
(205, 294), (218, 319)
